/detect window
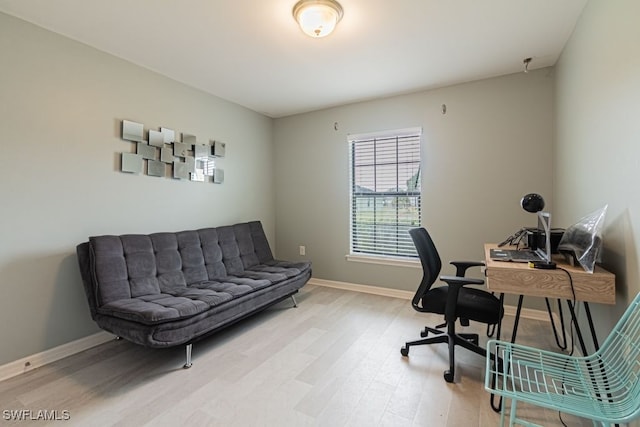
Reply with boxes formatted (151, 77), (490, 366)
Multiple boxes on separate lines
(349, 128), (422, 259)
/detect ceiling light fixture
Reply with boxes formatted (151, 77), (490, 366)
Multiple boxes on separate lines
(292, 0), (343, 38)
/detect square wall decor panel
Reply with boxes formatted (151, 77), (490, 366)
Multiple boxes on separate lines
(174, 142), (190, 158)
(149, 130), (164, 147)
(213, 168), (224, 184)
(148, 160), (165, 177)
(191, 168), (205, 182)
(173, 161), (189, 180)
(182, 134), (197, 144)
(161, 127), (175, 144)
(194, 144), (209, 159)
(212, 140), (226, 157)
(161, 146), (175, 163)
(121, 152), (143, 174)
(203, 157), (215, 176)
(137, 142), (156, 160)
(122, 120), (144, 142)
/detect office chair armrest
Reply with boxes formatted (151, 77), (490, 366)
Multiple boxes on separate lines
(439, 275), (484, 287)
(449, 261), (485, 277)
(440, 275), (484, 322)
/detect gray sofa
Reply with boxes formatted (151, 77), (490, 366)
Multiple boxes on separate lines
(76, 221), (311, 367)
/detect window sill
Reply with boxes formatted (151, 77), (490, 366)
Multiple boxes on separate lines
(345, 254), (421, 268)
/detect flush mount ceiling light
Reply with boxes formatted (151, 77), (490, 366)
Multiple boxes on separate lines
(292, 0), (343, 38)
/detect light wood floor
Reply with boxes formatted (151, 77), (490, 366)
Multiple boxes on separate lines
(0, 285), (592, 426)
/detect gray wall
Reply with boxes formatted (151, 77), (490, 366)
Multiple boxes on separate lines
(555, 0), (640, 344)
(6, 0), (637, 372)
(273, 69), (555, 296)
(0, 13), (275, 365)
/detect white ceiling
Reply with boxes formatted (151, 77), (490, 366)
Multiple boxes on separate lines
(0, 0), (587, 118)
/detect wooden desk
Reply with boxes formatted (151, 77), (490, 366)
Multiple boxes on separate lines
(484, 244), (615, 305)
(484, 243), (615, 354)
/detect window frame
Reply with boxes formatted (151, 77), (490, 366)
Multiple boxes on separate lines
(347, 127), (422, 263)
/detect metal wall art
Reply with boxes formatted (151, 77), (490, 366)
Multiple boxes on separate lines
(119, 120), (225, 184)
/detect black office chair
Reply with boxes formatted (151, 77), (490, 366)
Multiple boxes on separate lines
(400, 227), (504, 383)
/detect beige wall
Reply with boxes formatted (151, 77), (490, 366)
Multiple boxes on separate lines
(555, 0), (640, 344)
(274, 69), (555, 297)
(0, 13), (275, 365)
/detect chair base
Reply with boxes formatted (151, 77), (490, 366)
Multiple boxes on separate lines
(401, 331), (485, 383)
(420, 325), (443, 338)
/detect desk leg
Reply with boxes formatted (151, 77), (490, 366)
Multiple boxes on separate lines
(545, 298), (568, 350)
(510, 295), (524, 343)
(566, 300), (588, 355)
(489, 293), (506, 413)
(584, 302), (600, 351)
(496, 293), (504, 341)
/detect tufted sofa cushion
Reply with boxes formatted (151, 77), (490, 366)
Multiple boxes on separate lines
(99, 294), (211, 324)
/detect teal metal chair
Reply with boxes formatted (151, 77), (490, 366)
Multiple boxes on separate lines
(485, 292), (640, 427)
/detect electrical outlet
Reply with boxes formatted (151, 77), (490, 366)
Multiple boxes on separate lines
(299, 245), (306, 256)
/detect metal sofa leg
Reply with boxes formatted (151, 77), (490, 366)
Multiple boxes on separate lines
(183, 343), (193, 369)
(291, 295), (298, 308)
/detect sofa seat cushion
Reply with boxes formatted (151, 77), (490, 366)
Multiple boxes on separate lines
(188, 277), (270, 295)
(98, 275), (280, 325)
(99, 294), (211, 325)
(248, 260), (312, 278)
(233, 270), (288, 283)
(169, 286), (239, 305)
(267, 259), (312, 271)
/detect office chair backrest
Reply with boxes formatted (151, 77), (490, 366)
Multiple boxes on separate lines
(409, 227), (442, 307)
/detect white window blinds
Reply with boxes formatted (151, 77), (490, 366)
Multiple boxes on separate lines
(349, 128), (422, 258)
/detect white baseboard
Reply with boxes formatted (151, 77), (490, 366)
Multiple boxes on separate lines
(308, 277), (552, 323)
(0, 331), (113, 382)
(308, 278), (415, 300)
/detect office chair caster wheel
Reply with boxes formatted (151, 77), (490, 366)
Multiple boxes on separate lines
(400, 347), (409, 357)
(444, 370), (454, 383)
(420, 330), (429, 338)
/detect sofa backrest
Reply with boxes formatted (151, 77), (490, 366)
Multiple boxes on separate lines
(81, 221), (274, 308)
